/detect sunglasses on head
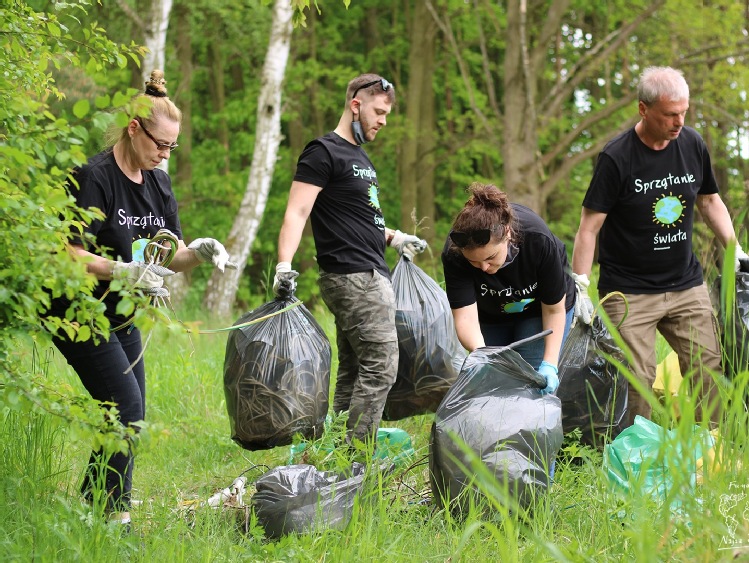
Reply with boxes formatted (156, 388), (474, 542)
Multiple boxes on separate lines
(352, 78), (392, 99)
(449, 228), (495, 248)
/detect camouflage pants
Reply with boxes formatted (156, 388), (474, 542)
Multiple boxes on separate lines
(318, 269), (398, 444)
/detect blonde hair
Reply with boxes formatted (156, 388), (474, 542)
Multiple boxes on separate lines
(105, 69), (182, 147)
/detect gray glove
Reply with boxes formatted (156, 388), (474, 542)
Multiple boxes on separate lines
(735, 244), (749, 273)
(112, 261), (174, 292)
(389, 230), (427, 261)
(188, 238), (238, 272)
(571, 272), (594, 326)
(273, 262), (299, 298)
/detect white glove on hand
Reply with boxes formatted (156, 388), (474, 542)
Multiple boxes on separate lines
(112, 261), (174, 291)
(389, 230), (427, 261)
(188, 238), (238, 272)
(735, 244), (749, 273)
(273, 262), (299, 298)
(571, 272), (594, 326)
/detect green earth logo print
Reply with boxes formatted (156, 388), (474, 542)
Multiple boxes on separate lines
(132, 238), (149, 261)
(368, 183), (381, 211)
(504, 299), (534, 313)
(652, 193), (685, 227)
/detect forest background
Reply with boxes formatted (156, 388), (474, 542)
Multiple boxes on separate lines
(9, 0), (749, 319)
(3, 0), (749, 559)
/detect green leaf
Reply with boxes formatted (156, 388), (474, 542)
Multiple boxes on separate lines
(72, 99), (90, 119)
(94, 94), (110, 109)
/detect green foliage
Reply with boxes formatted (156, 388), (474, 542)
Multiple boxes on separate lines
(0, 0), (151, 482)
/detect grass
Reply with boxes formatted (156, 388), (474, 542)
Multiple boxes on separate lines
(1, 299), (749, 562)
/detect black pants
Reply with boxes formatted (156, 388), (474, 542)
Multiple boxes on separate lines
(53, 326), (145, 511)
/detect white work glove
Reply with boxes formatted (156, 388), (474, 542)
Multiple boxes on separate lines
(188, 238), (238, 272)
(735, 243), (749, 273)
(389, 230), (427, 261)
(571, 272), (594, 326)
(112, 261), (174, 294)
(273, 262), (299, 298)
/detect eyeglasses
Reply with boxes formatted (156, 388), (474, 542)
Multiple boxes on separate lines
(449, 228), (494, 248)
(352, 78), (392, 99)
(136, 118), (179, 152)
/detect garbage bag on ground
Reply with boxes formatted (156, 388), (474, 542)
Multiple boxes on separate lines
(557, 316), (629, 448)
(603, 415), (714, 512)
(384, 258), (466, 420)
(251, 462), (366, 538)
(429, 346), (563, 514)
(223, 297), (331, 450)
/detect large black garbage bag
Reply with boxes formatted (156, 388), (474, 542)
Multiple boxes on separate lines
(429, 347), (562, 514)
(557, 316), (629, 448)
(251, 462), (366, 538)
(713, 272), (749, 378)
(383, 258), (466, 420)
(223, 297), (331, 450)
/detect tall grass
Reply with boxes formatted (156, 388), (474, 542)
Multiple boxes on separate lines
(1, 295), (748, 561)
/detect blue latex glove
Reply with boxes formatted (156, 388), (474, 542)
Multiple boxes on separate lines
(538, 361), (559, 395)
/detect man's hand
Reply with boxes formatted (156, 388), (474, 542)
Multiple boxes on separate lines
(571, 272), (594, 326)
(112, 261), (174, 292)
(538, 361), (559, 395)
(273, 262), (299, 298)
(188, 238), (238, 272)
(390, 230), (427, 261)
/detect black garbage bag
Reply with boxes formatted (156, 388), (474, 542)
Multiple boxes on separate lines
(712, 272), (749, 378)
(383, 258), (466, 420)
(429, 347), (562, 514)
(556, 316), (629, 448)
(223, 297), (330, 450)
(251, 462), (366, 538)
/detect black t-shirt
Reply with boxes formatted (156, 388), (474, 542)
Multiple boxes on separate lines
(583, 126), (718, 294)
(293, 132), (389, 277)
(49, 150), (182, 322)
(441, 204), (575, 324)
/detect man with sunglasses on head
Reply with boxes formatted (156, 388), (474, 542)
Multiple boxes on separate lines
(274, 74), (426, 449)
(442, 182), (576, 395)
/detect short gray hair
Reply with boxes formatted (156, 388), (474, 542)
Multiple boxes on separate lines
(638, 66), (689, 105)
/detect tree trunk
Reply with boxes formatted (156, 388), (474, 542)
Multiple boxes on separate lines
(208, 14), (230, 175)
(400, 0), (437, 241)
(502, 0), (541, 212)
(203, 0), (293, 318)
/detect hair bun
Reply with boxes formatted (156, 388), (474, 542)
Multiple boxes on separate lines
(145, 70), (168, 98)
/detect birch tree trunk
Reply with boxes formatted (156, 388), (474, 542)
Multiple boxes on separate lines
(141, 0), (172, 81)
(136, 0), (196, 303)
(203, 0), (293, 317)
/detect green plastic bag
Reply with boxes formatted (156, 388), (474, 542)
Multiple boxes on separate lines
(289, 426), (414, 468)
(372, 428), (415, 468)
(603, 416), (714, 510)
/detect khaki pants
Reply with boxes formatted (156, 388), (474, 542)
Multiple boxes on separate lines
(601, 283), (722, 426)
(319, 269), (398, 444)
